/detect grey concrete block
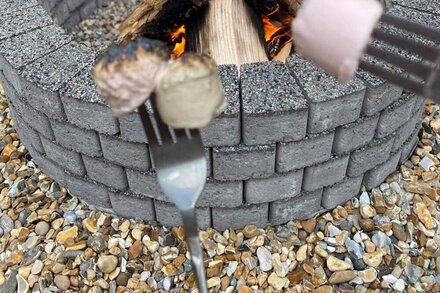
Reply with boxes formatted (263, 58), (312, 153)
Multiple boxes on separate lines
(126, 169), (168, 201)
(322, 176), (364, 209)
(67, 175), (112, 209)
(333, 115), (380, 155)
(0, 25), (72, 69)
(0, 0), (39, 13)
(10, 109), (45, 154)
(392, 107), (421, 152)
(198, 179), (243, 208)
(205, 148), (212, 177)
(67, 0), (87, 11)
(79, 0), (98, 20)
(212, 203), (269, 231)
(30, 152), (69, 186)
(201, 115), (241, 146)
(277, 131), (334, 172)
(60, 71), (119, 135)
(241, 61), (308, 145)
(376, 93), (416, 138)
(155, 201), (211, 229)
(303, 156), (350, 192)
(51, 120), (102, 157)
(400, 129), (419, 164)
(100, 135), (150, 171)
(0, 6), (52, 41)
(51, 0), (70, 24)
(288, 55), (366, 134)
(347, 136), (395, 177)
(83, 155), (128, 190)
(41, 136), (86, 176)
(364, 151), (402, 190)
(119, 112), (148, 143)
(412, 95), (425, 116)
(109, 191), (155, 222)
(61, 10), (81, 31)
(213, 144), (276, 181)
(269, 189), (323, 225)
(245, 169), (304, 204)
(393, 0), (439, 12)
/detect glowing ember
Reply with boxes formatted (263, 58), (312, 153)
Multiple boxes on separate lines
(262, 4), (293, 59)
(169, 25), (186, 59)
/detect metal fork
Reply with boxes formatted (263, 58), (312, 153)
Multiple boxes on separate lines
(137, 95), (209, 293)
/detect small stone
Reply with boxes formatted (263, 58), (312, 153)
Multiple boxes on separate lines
(358, 267), (377, 283)
(302, 218), (317, 233)
(328, 270), (357, 284)
(312, 267), (327, 286)
(0, 214), (14, 234)
(359, 192), (370, 205)
(31, 260), (44, 275)
(359, 219), (375, 232)
(268, 272), (287, 290)
(35, 221), (50, 236)
(360, 204), (376, 218)
(414, 202), (436, 229)
(56, 226), (78, 245)
(64, 211), (77, 223)
(257, 247), (273, 271)
(363, 251), (383, 267)
(16, 274), (28, 293)
(326, 256), (352, 272)
(345, 239), (363, 259)
(83, 217), (98, 233)
(128, 240), (143, 260)
(422, 171), (437, 182)
(242, 225), (259, 238)
(404, 264), (424, 284)
(288, 267), (307, 285)
(392, 223), (407, 242)
(207, 277), (220, 288)
(54, 275), (70, 291)
(313, 285), (334, 293)
(238, 285), (253, 293)
(296, 244), (308, 262)
(97, 255), (118, 274)
(419, 156), (435, 171)
(116, 273), (130, 286)
(372, 231), (392, 248)
(0, 271), (17, 292)
(392, 279), (406, 291)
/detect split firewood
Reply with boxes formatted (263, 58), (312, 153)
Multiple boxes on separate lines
(118, 0), (209, 46)
(92, 38), (169, 117)
(156, 53), (226, 129)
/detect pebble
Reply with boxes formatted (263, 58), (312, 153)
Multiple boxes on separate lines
(16, 274), (28, 293)
(327, 256), (352, 272)
(363, 251), (383, 267)
(414, 202), (436, 229)
(97, 255), (118, 274)
(345, 239), (363, 259)
(358, 267), (377, 283)
(257, 247), (273, 271)
(35, 221), (50, 236)
(372, 231), (391, 248)
(328, 270), (357, 284)
(0, 214), (14, 234)
(54, 275), (70, 291)
(404, 264), (424, 284)
(267, 272), (288, 290)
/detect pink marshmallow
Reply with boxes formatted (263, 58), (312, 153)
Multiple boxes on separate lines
(292, 0), (383, 83)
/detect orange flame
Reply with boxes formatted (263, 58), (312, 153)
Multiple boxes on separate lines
(169, 25), (186, 59)
(262, 4), (293, 59)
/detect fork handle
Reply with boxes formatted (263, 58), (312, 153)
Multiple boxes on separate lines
(181, 209), (209, 293)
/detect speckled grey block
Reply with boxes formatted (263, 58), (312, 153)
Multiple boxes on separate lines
(119, 112), (148, 144)
(322, 176), (364, 209)
(109, 191), (155, 221)
(79, 0), (98, 20)
(51, 1), (69, 24)
(213, 144), (276, 181)
(198, 179), (243, 208)
(392, 106), (422, 152)
(269, 189), (323, 225)
(41, 136), (85, 176)
(393, 0), (439, 14)
(213, 203), (269, 230)
(400, 129), (420, 164)
(10, 110), (45, 154)
(277, 131), (334, 172)
(67, 0), (87, 11)
(51, 120), (102, 157)
(347, 136), (395, 177)
(83, 156), (128, 190)
(155, 201), (211, 229)
(30, 152), (68, 186)
(67, 174), (112, 209)
(303, 156), (350, 192)
(364, 151), (402, 190)
(245, 170), (303, 204)
(126, 169), (168, 202)
(60, 64), (120, 135)
(288, 55), (366, 134)
(333, 115), (380, 155)
(0, 0), (39, 13)
(376, 93), (416, 138)
(100, 135), (151, 172)
(0, 6), (52, 41)
(241, 61), (308, 145)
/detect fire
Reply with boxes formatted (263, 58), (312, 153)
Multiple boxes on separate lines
(169, 25), (186, 59)
(262, 4), (293, 59)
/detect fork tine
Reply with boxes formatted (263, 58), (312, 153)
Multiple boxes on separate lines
(359, 60), (427, 96)
(366, 44), (435, 80)
(372, 29), (440, 62)
(174, 129), (188, 141)
(150, 95), (173, 144)
(138, 104), (158, 147)
(381, 14), (440, 42)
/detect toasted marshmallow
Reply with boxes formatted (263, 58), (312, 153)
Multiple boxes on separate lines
(292, 0), (383, 83)
(156, 53), (226, 129)
(92, 38), (169, 117)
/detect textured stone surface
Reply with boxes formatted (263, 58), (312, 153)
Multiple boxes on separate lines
(400, 129), (420, 164)
(41, 137), (85, 176)
(213, 204), (269, 230)
(303, 156), (350, 192)
(364, 151), (402, 190)
(155, 201), (211, 229)
(83, 156), (128, 190)
(322, 176), (364, 209)
(66, 174), (112, 209)
(277, 131), (334, 172)
(269, 190), (323, 225)
(109, 191), (155, 221)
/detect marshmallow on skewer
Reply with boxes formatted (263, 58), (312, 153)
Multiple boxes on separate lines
(292, 0), (383, 83)
(156, 53), (227, 129)
(92, 38), (169, 117)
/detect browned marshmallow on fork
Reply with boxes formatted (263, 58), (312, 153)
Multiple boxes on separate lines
(156, 53), (227, 129)
(92, 38), (169, 117)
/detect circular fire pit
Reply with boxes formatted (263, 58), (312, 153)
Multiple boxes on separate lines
(0, 0), (432, 230)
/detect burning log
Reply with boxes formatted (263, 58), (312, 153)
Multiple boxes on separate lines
(92, 39), (169, 117)
(186, 0), (269, 66)
(118, 0), (208, 46)
(156, 53), (226, 128)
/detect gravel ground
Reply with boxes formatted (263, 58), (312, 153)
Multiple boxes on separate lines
(1, 82), (440, 292)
